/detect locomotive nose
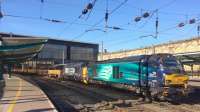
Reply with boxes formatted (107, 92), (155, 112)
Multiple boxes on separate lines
(164, 74), (189, 86)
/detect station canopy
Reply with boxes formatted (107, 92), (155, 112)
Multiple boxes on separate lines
(0, 37), (47, 64)
(174, 52), (200, 65)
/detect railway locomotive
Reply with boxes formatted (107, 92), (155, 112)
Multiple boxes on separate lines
(14, 53), (189, 101)
(72, 53), (189, 101)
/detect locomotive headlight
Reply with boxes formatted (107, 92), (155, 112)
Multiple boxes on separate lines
(165, 80), (171, 85)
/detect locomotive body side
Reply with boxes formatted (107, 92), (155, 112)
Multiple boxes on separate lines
(87, 62), (141, 85)
(86, 54), (189, 100)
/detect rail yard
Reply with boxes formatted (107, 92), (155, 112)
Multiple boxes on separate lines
(13, 74), (200, 112)
(1, 0), (200, 112)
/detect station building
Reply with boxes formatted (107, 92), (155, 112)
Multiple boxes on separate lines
(0, 32), (99, 74)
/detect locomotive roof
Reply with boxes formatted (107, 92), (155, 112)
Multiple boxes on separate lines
(98, 53), (173, 63)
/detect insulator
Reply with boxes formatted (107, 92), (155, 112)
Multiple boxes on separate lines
(189, 19), (196, 24)
(178, 22), (185, 27)
(134, 16), (141, 22)
(86, 3), (93, 10)
(156, 18), (158, 27)
(0, 11), (3, 19)
(198, 25), (200, 31)
(82, 9), (88, 15)
(51, 19), (62, 23)
(105, 12), (109, 22)
(143, 12), (150, 18)
(41, 0), (44, 3)
(112, 26), (122, 30)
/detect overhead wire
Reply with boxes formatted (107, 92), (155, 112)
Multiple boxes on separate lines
(39, 0), (44, 19)
(3, 13), (108, 28)
(106, 19), (200, 48)
(102, 0), (191, 48)
(57, 0), (98, 37)
(98, 0), (177, 47)
(72, 0), (129, 40)
(2, 0), (199, 47)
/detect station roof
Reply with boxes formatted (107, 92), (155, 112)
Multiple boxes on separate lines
(174, 52), (200, 65)
(0, 32), (98, 48)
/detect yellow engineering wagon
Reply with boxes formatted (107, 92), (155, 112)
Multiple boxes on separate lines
(48, 64), (65, 78)
(48, 69), (61, 78)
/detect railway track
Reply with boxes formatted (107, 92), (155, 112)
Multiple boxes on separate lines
(19, 74), (200, 112)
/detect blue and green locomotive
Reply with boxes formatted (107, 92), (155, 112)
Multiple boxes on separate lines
(81, 53), (189, 100)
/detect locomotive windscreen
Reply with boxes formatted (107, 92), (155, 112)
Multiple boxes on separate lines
(161, 55), (184, 74)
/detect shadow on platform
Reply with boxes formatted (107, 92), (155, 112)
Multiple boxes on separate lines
(1, 97), (49, 104)
(24, 108), (55, 112)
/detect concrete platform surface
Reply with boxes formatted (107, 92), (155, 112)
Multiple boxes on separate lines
(0, 74), (57, 112)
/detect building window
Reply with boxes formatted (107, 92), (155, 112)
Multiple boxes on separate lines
(38, 44), (67, 60)
(70, 47), (94, 61)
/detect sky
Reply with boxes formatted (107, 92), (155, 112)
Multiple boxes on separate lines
(0, 0), (200, 52)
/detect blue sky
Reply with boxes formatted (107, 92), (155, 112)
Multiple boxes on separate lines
(0, 0), (200, 52)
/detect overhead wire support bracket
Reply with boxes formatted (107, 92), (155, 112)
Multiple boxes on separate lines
(40, 0), (44, 19)
(155, 9), (159, 39)
(0, 0), (3, 19)
(105, 0), (109, 30)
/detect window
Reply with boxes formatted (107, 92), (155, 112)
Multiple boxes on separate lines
(70, 47), (94, 61)
(38, 44), (67, 59)
(113, 66), (120, 79)
(93, 66), (97, 77)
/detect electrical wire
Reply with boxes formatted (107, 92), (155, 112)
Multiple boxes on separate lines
(57, 0), (98, 37)
(105, 21), (199, 48)
(39, 0), (44, 19)
(72, 0), (129, 40)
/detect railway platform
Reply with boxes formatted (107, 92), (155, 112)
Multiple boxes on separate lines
(0, 74), (57, 112)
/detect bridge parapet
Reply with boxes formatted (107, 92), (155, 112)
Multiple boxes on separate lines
(99, 37), (200, 61)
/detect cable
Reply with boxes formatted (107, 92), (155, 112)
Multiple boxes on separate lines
(3, 13), (106, 28)
(72, 0), (129, 40)
(57, 0), (98, 37)
(40, 0), (44, 19)
(106, 21), (199, 48)
(156, 0), (177, 11)
(57, 18), (79, 37)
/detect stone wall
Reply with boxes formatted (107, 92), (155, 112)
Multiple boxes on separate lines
(99, 37), (200, 60)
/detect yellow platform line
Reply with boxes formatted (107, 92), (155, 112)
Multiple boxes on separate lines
(7, 79), (22, 112)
